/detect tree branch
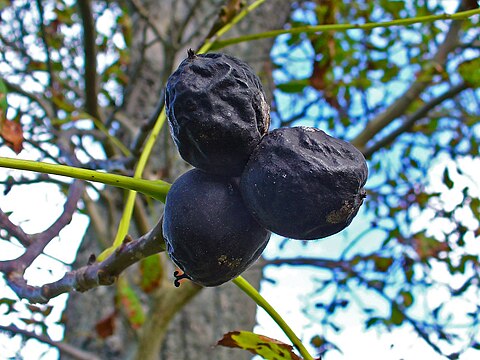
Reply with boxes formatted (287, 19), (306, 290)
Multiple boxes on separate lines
(351, 0), (478, 152)
(17, 180), (85, 268)
(77, 0), (120, 159)
(35, 0), (58, 116)
(128, 0), (168, 47)
(363, 81), (469, 158)
(265, 257), (350, 270)
(1, 77), (54, 119)
(3, 218), (165, 304)
(130, 93), (165, 156)
(78, 0), (100, 121)
(0, 324), (101, 360)
(0, 208), (32, 247)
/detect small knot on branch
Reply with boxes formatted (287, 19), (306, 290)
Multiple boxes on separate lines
(87, 254), (96, 265)
(97, 270), (117, 286)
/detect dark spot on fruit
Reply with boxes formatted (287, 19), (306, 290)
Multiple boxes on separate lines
(163, 169), (271, 287)
(240, 126), (368, 240)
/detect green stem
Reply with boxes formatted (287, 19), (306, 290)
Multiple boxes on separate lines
(210, 8), (480, 51)
(232, 276), (314, 360)
(99, 0), (269, 258)
(197, 0), (267, 54)
(108, 0), (268, 257)
(0, 157), (170, 202)
(91, 116), (132, 157)
(102, 108), (168, 260)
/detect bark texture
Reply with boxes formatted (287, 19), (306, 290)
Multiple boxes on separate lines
(63, 1), (293, 359)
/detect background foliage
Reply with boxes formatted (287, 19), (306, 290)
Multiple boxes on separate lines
(0, 0), (479, 359)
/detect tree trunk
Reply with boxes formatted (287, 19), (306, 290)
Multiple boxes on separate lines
(62, 1), (292, 359)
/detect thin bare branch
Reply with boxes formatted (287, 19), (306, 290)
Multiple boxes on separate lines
(279, 99), (318, 127)
(176, 0), (203, 45)
(130, 93), (165, 156)
(0, 208), (32, 247)
(78, 0), (100, 120)
(4, 218), (165, 304)
(0, 324), (101, 360)
(363, 81), (469, 158)
(352, 0), (477, 152)
(18, 180), (85, 268)
(35, 0), (58, 116)
(1, 77), (54, 119)
(128, 0), (168, 47)
(265, 257), (349, 270)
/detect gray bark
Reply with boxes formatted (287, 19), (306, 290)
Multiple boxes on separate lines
(63, 1), (293, 359)
(159, 265), (264, 360)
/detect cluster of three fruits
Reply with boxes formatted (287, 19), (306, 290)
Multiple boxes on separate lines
(163, 51), (368, 287)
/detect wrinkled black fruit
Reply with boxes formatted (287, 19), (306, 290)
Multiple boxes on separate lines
(240, 127), (368, 240)
(165, 50), (270, 176)
(162, 169), (271, 287)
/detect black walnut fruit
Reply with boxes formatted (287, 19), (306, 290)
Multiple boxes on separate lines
(162, 169), (271, 287)
(165, 50), (270, 176)
(240, 127), (368, 240)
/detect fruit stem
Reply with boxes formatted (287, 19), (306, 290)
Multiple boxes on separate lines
(0, 156), (171, 202)
(197, 0), (267, 54)
(187, 48), (196, 59)
(232, 276), (315, 360)
(99, 107), (168, 261)
(210, 7), (480, 51)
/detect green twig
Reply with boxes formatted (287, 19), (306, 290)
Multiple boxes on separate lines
(232, 276), (314, 360)
(90, 116), (132, 156)
(107, 0), (269, 258)
(210, 8), (480, 50)
(0, 157), (170, 202)
(101, 108), (168, 260)
(107, 4), (313, 357)
(197, 0), (267, 54)
(1, 4), (314, 357)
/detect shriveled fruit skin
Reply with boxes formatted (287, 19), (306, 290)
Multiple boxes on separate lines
(162, 169), (271, 287)
(165, 51), (270, 176)
(240, 127), (368, 240)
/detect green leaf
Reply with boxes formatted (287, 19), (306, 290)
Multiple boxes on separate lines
(400, 291), (413, 307)
(116, 277), (145, 329)
(456, 254), (478, 274)
(118, 12), (133, 48)
(372, 256), (394, 272)
(0, 297), (16, 314)
(217, 331), (302, 360)
(0, 0), (10, 11)
(458, 58), (480, 87)
(412, 232), (449, 260)
(139, 254), (163, 293)
(276, 79), (310, 93)
(53, 5), (76, 26)
(384, 0), (405, 16)
(470, 197), (480, 219)
(366, 317), (385, 329)
(390, 303), (404, 326)
(51, 95), (75, 112)
(310, 334), (340, 354)
(443, 167), (454, 189)
(0, 78), (8, 130)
